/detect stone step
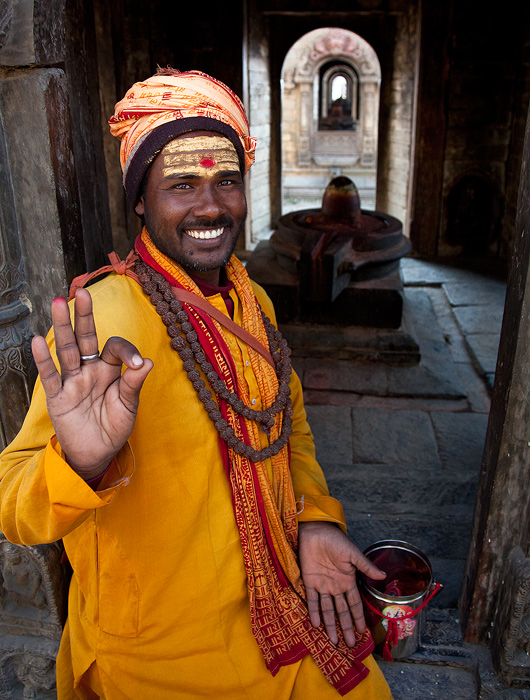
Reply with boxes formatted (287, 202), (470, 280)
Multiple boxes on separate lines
(324, 464), (479, 506)
(306, 406), (489, 476)
(345, 513), (473, 560)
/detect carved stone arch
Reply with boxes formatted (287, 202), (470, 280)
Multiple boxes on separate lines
(281, 28), (381, 212)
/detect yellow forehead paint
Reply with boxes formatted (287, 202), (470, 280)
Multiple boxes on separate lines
(162, 135), (240, 178)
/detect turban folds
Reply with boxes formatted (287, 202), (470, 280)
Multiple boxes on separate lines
(109, 69), (257, 205)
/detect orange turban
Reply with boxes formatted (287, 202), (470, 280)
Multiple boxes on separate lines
(109, 68), (257, 205)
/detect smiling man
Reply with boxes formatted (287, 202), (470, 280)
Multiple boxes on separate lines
(0, 69), (392, 700)
(135, 131), (247, 280)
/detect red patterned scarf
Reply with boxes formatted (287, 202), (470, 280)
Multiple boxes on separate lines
(135, 230), (374, 695)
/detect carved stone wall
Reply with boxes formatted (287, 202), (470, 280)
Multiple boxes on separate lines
(0, 93), (35, 450)
(0, 535), (67, 700)
(281, 28), (381, 212)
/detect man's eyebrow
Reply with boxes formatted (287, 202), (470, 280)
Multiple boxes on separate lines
(214, 169), (242, 178)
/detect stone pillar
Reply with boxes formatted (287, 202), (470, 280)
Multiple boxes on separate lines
(461, 100), (530, 657)
(0, 115), (35, 447)
(297, 82), (312, 167)
(0, 68), (81, 339)
(0, 0), (113, 339)
(409, 1), (451, 256)
(0, 2), (112, 697)
(360, 81), (377, 167)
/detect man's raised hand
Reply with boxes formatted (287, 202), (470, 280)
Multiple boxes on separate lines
(31, 288), (153, 480)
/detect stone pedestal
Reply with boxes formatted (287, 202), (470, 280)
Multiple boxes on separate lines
(246, 239), (419, 362)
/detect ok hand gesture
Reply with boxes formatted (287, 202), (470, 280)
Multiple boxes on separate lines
(31, 288), (153, 480)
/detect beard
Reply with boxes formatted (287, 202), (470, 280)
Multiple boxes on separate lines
(145, 212), (247, 273)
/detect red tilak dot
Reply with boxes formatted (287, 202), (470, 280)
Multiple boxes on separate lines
(200, 158), (216, 167)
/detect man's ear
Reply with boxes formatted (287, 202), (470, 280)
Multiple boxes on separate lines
(135, 197), (145, 217)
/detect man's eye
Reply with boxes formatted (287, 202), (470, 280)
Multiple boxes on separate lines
(173, 182), (191, 190)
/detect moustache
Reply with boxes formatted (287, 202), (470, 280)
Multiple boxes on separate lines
(179, 216), (233, 232)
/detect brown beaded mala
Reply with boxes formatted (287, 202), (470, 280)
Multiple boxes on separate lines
(135, 261), (293, 462)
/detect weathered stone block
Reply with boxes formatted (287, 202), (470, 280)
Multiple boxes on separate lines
(0, 0), (65, 67)
(350, 407), (440, 468)
(430, 412), (489, 473)
(305, 404), (353, 464)
(0, 0), (36, 66)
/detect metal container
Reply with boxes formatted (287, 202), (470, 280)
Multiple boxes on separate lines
(359, 540), (441, 660)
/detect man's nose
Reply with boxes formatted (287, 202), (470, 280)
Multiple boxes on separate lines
(192, 184), (224, 218)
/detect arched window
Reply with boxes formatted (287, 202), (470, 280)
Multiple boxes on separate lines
(318, 62), (359, 131)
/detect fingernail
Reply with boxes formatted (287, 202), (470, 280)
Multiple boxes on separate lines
(52, 297), (64, 303)
(131, 354), (143, 367)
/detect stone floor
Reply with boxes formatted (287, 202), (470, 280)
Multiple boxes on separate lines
(281, 256), (530, 699)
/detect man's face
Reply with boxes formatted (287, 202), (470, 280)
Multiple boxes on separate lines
(135, 131), (247, 282)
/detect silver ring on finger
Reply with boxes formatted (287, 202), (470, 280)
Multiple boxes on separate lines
(80, 352), (99, 362)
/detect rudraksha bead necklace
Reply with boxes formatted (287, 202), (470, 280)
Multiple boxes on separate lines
(136, 262), (293, 462)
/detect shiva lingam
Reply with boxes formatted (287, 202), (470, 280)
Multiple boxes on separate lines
(246, 176), (412, 330)
(271, 176), (410, 307)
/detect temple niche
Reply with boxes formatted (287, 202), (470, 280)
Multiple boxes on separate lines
(281, 28), (381, 213)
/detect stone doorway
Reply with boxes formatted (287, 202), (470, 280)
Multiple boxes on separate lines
(280, 28), (381, 216)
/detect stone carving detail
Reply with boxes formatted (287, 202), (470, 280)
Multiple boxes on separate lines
(0, 323), (33, 382)
(0, 637), (58, 699)
(491, 546), (530, 687)
(291, 28), (381, 84)
(0, 535), (67, 699)
(0, 221), (36, 447)
(0, 258), (24, 302)
(0, 535), (66, 640)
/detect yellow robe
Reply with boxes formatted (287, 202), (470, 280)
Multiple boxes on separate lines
(0, 271), (392, 700)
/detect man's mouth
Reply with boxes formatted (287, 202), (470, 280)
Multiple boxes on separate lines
(184, 227), (225, 240)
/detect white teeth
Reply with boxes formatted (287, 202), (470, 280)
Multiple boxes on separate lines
(185, 227), (224, 240)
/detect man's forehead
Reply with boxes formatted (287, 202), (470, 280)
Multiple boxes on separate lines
(162, 134), (238, 160)
(161, 134), (240, 178)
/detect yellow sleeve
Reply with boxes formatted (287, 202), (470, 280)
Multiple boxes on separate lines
(251, 281), (347, 533)
(0, 344), (134, 547)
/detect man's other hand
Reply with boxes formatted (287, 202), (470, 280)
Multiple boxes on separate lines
(298, 521), (385, 647)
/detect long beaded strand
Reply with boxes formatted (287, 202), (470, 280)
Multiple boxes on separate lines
(136, 262), (293, 462)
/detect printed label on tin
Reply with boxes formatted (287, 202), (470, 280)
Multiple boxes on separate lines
(381, 605), (416, 639)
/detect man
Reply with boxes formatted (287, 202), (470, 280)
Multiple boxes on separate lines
(0, 68), (393, 699)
